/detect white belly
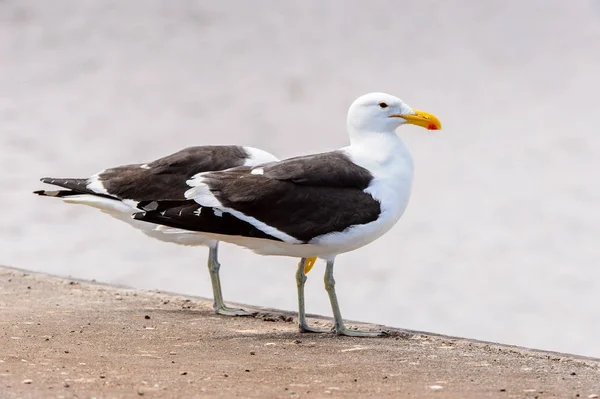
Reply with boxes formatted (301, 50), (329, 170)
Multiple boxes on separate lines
(62, 194), (215, 247)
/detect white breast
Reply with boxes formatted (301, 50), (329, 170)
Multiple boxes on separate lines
(353, 134), (415, 225)
(310, 133), (414, 255)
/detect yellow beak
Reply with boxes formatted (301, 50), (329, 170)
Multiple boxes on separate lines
(391, 109), (442, 130)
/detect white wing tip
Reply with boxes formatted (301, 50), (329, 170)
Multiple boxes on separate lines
(184, 182), (223, 208)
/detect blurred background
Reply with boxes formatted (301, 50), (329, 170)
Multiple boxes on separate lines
(2, 0), (600, 357)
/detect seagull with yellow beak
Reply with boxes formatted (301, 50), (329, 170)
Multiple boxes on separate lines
(34, 145), (320, 318)
(135, 92), (442, 336)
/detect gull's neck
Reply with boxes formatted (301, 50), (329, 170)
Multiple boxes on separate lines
(344, 128), (414, 177)
(348, 127), (398, 147)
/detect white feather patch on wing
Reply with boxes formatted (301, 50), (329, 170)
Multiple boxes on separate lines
(208, 206), (301, 244)
(87, 171), (109, 195)
(218, 206), (303, 244)
(188, 170), (208, 181)
(184, 178), (223, 207)
(186, 176), (302, 244)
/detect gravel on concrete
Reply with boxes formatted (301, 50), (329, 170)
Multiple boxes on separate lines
(1, 266), (599, 398)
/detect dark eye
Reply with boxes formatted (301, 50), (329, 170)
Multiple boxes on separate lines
(379, 102), (388, 108)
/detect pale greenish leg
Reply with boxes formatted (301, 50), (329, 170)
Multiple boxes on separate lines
(324, 259), (387, 337)
(208, 243), (253, 316)
(296, 258), (330, 333)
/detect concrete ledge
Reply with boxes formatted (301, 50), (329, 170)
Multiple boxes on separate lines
(1, 266), (599, 398)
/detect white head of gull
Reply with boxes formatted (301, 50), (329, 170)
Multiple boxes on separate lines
(349, 92), (439, 134)
(134, 92), (442, 337)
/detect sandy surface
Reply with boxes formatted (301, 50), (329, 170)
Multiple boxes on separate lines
(1, 266), (599, 399)
(2, 0), (600, 358)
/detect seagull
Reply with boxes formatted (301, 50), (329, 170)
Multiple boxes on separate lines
(133, 93), (442, 336)
(33, 145), (317, 316)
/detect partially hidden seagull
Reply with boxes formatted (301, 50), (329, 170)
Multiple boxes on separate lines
(33, 145), (317, 316)
(133, 93), (442, 336)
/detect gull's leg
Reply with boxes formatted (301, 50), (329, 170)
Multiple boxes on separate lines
(296, 258), (330, 333)
(324, 259), (386, 337)
(207, 242), (253, 316)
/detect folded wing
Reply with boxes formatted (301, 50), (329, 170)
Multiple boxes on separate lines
(135, 151), (381, 243)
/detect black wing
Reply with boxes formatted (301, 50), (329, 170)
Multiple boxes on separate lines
(36, 146), (250, 201)
(136, 151), (381, 243)
(134, 200), (282, 241)
(98, 145), (250, 200)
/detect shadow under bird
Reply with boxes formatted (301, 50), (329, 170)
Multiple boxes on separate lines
(33, 145), (318, 316)
(133, 92), (442, 337)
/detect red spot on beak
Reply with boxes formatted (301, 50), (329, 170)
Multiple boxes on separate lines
(427, 124), (438, 130)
